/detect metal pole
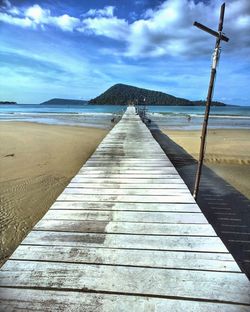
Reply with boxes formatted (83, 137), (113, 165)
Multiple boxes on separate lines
(193, 3), (226, 200)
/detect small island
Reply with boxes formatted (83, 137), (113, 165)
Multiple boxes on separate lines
(89, 83), (227, 106)
(40, 84), (229, 107)
(0, 101), (17, 105)
(40, 98), (88, 105)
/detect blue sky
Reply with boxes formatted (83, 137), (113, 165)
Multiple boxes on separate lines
(0, 0), (249, 105)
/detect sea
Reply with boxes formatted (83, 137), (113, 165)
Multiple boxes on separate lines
(1, 104), (250, 130)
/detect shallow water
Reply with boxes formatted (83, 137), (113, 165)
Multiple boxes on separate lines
(0, 104), (250, 130)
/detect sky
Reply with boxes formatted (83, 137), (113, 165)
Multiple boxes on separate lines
(0, 0), (249, 105)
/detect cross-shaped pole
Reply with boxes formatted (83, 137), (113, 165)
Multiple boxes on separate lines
(193, 3), (229, 200)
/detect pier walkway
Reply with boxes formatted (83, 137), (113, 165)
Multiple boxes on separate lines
(0, 107), (249, 311)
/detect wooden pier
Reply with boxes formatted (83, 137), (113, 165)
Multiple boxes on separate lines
(0, 107), (249, 311)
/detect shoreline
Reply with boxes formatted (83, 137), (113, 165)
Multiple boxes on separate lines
(0, 114), (120, 129)
(0, 122), (108, 264)
(1, 104), (250, 131)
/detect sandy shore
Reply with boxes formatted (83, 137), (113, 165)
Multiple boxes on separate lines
(164, 129), (250, 199)
(0, 122), (108, 264)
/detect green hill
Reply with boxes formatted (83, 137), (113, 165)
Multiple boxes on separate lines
(89, 84), (226, 106)
(40, 98), (88, 105)
(0, 101), (17, 104)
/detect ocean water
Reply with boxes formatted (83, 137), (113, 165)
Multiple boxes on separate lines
(147, 105), (250, 130)
(0, 104), (126, 129)
(0, 104), (250, 130)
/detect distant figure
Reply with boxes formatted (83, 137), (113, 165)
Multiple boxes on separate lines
(187, 115), (191, 122)
(111, 117), (115, 123)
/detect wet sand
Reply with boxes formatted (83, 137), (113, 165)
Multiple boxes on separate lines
(164, 129), (250, 199)
(0, 122), (108, 264)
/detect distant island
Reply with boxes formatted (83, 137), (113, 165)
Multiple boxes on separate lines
(40, 98), (88, 105)
(41, 84), (228, 106)
(89, 84), (226, 106)
(0, 101), (17, 105)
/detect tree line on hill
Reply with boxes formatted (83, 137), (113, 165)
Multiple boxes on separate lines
(89, 84), (226, 106)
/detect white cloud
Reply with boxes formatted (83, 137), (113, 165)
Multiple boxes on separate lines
(25, 4), (80, 31)
(78, 5), (125, 39)
(142, 9), (154, 19)
(0, 2), (80, 31)
(124, 0), (250, 58)
(84, 6), (115, 18)
(124, 0), (216, 57)
(1, 0), (20, 16)
(25, 4), (49, 23)
(7, 6), (20, 15)
(0, 0), (250, 58)
(80, 17), (128, 40)
(0, 12), (33, 28)
(51, 14), (80, 31)
(78, 0), (250, 58)
(236, 15), (250, 28)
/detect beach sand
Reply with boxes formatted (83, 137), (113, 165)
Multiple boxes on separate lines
(164, 129), (250, 199)
(0, 122), (108, 264)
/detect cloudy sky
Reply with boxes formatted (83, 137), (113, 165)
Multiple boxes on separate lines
(0, 0), (249, 105)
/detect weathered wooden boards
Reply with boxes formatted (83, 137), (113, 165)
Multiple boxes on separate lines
(0, 106), (249, 311)
(1, 289), (249, 312)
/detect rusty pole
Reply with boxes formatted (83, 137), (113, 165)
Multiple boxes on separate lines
(193, 3), (229, 200)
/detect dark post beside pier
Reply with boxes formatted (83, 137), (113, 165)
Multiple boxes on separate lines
(193, 3), (229, 200)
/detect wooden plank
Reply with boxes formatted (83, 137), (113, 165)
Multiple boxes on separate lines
(63, 188), (190, 196)
(97, 145), (165, 148)
(94, 151), (165, 154)
(85, 162), (173, 167)
(57, 194), (195, 203)
(96, 145), (162, 148)
(1, 288), (249, 312)
(10, 245), (240, 272)
(71, 177), (184, 184)
(67, 182), (188, 189)
(96, 150), (166, 153)
(75, 174), (180, 178)
(1, 261), (249, 304)
(90, 156), (168, 160)
(94, 152), (166, 155)
(50, 202), (201, 212)
(43, 210), (208, 223)
(34, 220), (216, 236)
(98, 141), (161, 144)
(22, 231), (229, 253)
(79, 168), (179, 174)
(90, 156), (169, 160)
(86, 159), (171, 163)
(84, 165), (174, 169)
(84, 163), (172, 166)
